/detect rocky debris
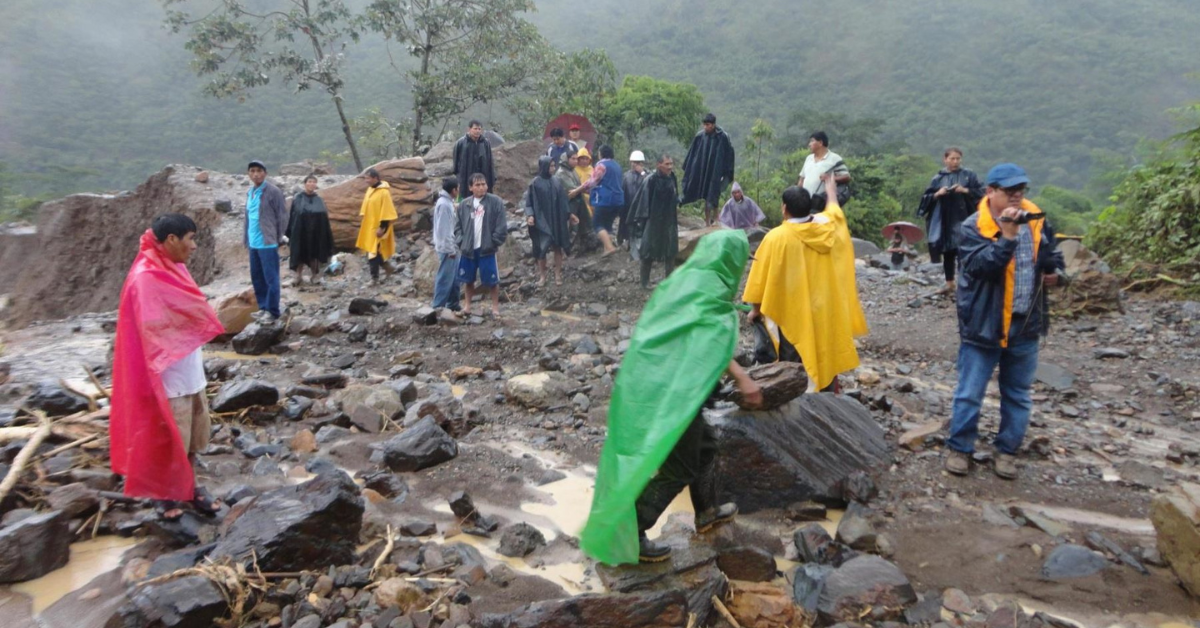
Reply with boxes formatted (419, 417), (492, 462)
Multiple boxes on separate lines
(279, 159), (334, 176)
(1150, 482), (1200, 596)
(793, 523), (856, 567)
(46, 482), (100, 518)
(817, 555), (916, 623)
(232, 319), (286, 355)
(1052, 239), (1123, 314)
(210, 379), (279, 413)
(726, 581), (800, 628)
(835, 504), (878, 551)
(852, 238), (881, 259)
(209, 470), (364, 571)
(214, 288), (258, 337)
(449, 491), (500, 535)
(1040, 544), (1108, 579)
(382, 416), (458, 472)
(1093, 347), (1130, 359)
(732, 362), (808, 410)
(118, 574), (227, 628)
(1084, 531), (1149, 574)
(475, 590), (688, 628)
(898, 419), (944, 450)
(337, 384), (404, 433)
(675, 226), (723, 262)
(792, 562), (835, 614)
(4, 165), (220, 328)
(505, 372), (572, 410)
(713, 393), (891, 512)
(1034, 362), (1076, 391)
(498, 522), (547, 557)
(716, 545), (777, 582)
(0, 510), (71, 583)
(322, 158), (433, 248)
(349, 296), (388, 315)
(23, 380), (90, 416)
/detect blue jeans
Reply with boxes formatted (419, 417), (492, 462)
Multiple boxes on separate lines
(432, 252), (461, 309)
(947, 329), (1040, 455)
(248, 247), (281, 318)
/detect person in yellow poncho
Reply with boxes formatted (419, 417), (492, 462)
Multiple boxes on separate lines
(355, 167), (398, 284)
(742, 173), (867, 392)
(571, 148), (598, 252)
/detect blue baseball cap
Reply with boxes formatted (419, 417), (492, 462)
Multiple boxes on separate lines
(986, 163), (1030, 188)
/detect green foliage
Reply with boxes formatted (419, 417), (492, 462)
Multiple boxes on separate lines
(1030, 185), (1098, 236)
(507, 48), (619, 138)
(597, 76), (706, 147)
(349, 107), (414, 162)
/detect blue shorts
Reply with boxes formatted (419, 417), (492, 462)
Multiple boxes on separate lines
(457, 250), (499, 287)
(593, 205), (619, 234)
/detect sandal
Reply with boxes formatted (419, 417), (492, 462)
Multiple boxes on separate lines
(155, 501), (185, 521)
(191, 486), (220, 516)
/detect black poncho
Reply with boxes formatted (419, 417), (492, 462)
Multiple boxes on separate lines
(680, 127), (735, 207)
(629, 170), (680, 262)
(286, 192), (335, 270)
(453, 135), (495, 196)
(526, 156), (573, 257)
(917, 168), (984, 254)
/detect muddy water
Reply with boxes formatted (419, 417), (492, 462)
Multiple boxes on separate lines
(12, 536), (138, 615)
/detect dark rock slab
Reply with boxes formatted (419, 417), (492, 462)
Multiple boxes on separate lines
(401, 521), (437, 537)
(1041, 544), (1108, 579)
(46, 482), (100, 518)
(1084, 530), (1148, 574)
(232, 320), (286, 355)
(23, 381), (90, 416)
(147, 543), (217, 578)
(794, 522), (856, 567)
(716, 545), (776, 582)
(349, 297), (388, 315)
(836, 503), (877, 551)
(732, 362), (808, 410)
(361, 471), (409, 499)
(210, 379), (279, 412)
(498, 523), (547, 557)
(792, 563), (835, 614)
(119, 574), (227, 628)
(382, 417), (458, 472)
(817, 555), (916, 622)
(0, 510), (71, 583)
(281, 396), (314, 421)
(209, 470), (363, 571)
(475, 590), (688, 628)
(301, 370), (349, 388)
(713, 393), (891, 512)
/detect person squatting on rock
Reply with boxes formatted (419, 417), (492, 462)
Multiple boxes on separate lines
(110, 214), (225, 517)
(743, 173), (867, 393)
(524, 155), (578, 287)
(286, 174), (335, 286)
(580, 144), (625, 256)
(918, 147), (985, 294)
(619, 150), (649, 247)
(455, 173), (508, 318)
(431, 176), (462, 312)
(628, 153), (681, 289)
(356, 167), (398, 284)
(944, 163), (1064, 480)
(718, 181), (766, 230)
(581, 229), (763, 565)
(681, 113), (735, 227)
(453, 119), (495, 199)
(244, 160), (287, 320)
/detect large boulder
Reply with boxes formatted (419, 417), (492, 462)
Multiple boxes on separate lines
(5, 165), (220, 328)
(232, 319), (286, 355)
(675, 226), (723, 263)
(0, 510), (71, 583)
(713, 393), (891, 512)
(119, 574), (228, 628)
(209, 470), (364, 571)
(213, 288), (258, 337)
(210, 379), (279, 412)
(23, 380), (90, 416)
(321, 158), (434, 248)
(475, 590), (689, 628)
(817, 555), (916, 622)
(279, 160), (335, 176)
(381, 416), (458, 472)
(1151, 482), (1200, 596)
(412, 245), (440, 297)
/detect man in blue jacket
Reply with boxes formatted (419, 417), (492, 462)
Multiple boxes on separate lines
(946, 163), (1064, 480)
(244, 160), (288, 321)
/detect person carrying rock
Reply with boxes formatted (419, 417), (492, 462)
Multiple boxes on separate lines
(945, 163), (1064, 480)
(432, 176), (462, 312)
(743, 173), (866, 393)
(244, 160), (287, 320)
(582, 229), (762, 565)
(356, 167), (398, 285)
(525, 156), (578, 286)
(455, 173), (507, 318)
(286, 174), (335, 286)
(452, 119), (495, 198)
(681, 113), (735, 227)
(628, 153), (682, 289)
(110, 214), (225, 516)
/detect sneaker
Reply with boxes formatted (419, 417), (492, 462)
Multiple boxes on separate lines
(251, 310), (271, 322)
(994, 453), (1018, 480)
(694, 503), (738, 533)
(944, 450), (971, 476)
(638, 534), (672, 563)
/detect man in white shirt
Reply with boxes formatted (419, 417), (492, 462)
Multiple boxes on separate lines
(797, 131), (851, 198)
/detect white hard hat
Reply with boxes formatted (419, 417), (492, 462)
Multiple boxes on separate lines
(629, 150), (646, 162)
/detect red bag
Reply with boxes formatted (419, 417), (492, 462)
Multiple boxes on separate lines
(110, 230), (224, 500)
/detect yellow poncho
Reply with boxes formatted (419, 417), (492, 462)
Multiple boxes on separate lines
(356, 181), (399, 260)
(575, 147), (595, 216)
(742, 200), (866, 390)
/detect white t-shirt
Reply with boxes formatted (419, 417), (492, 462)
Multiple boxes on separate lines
(161, 347), (206, 398)
(799, 150), (845, 195)
(471, 197), (485, 250)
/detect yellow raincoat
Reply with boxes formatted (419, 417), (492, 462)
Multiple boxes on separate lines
(575, 147), (595, 216)
(356, 181), (398, 260)
(742, 200), (865, 390)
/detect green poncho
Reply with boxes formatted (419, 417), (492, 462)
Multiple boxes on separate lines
(580, 229), (750, 565)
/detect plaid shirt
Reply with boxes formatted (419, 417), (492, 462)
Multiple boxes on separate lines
(1012, 225), (1036, 315)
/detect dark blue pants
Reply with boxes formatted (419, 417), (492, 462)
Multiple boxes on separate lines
(948, 329), (1040, 455)
(248, 247), (281, 318)
(432, 252), (461, 309)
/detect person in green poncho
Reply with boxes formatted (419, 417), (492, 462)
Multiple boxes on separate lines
(581, 229), (763, 565)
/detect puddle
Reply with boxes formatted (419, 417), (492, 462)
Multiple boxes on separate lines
(1013, 502), (1154, 536)
(12, 536), (138, 615)
(442, 532), (593, 595)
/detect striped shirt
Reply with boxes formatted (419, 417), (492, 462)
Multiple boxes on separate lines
(1012, 225), (1036, 315)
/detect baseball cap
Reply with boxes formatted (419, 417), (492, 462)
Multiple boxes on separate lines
(569, 123), (581, 131)
(247, 160), (267, 171)
(629, 150), (645, 162)
(986, 163), (1030, 188)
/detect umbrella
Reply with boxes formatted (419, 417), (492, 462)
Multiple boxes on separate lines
(543, 114), (597, 150)
(882, 221), (924, 244)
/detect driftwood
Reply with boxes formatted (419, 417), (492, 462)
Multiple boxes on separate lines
(0, 412), (53, 504)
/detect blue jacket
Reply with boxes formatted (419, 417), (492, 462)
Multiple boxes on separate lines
(955, 200), (1064, 348)
(590, 159), (625, 208)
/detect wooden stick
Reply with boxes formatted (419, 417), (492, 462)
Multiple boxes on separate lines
(37, 433), (102, 459)
(60, 378), (98, 412)
(0, 412), (52, 504)
(84, 366), (111, 398)
(370, 525), (395, 580)
(711, 595), (742, 628)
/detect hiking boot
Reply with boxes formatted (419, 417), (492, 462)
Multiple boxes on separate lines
(695, 503), (738, 533)
(944, 450), (971, 476)
(994, 453), (1018, 480)
(638, 535), (672, 563)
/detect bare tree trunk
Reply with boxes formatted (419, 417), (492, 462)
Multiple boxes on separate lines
(411, 35), (433, 154)
(333, 93), (364, 172)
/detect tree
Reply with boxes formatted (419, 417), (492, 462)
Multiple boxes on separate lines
(597, 76), (706, 148)
(506, 48), (618, 139)
(744, 119), (776, 203)
(163, 0), (366, 171)
(361, 0), (554, 153)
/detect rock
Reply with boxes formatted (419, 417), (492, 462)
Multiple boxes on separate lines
(400, 521), (436, 537)
(716, 546), (777, 582)
(792, 563), (835, 614)
(322, 159), (432, 248)
(793, 523), (854, 566)
(1093, 347), (1130, 359)
(1150, 482), (1200, 596)
(817, 556), (916, 622)
(835, 504), (877, 551)
(475, 590), (688, 628)
(1009, 506), (1071, 539)
(904, 592), (944, 624)
(505, 372), (571, 409)
(46, 482), (100, 518)
(388, 377), (419, 404)
(194, 170), (209, 183)
(315, 425), (351, 444)
(281, 396), (314, 421)
(214, 288), (258, 337)
(279, 160), (334, 176)
(1040, 544), (1108, 579)
(498, 523), (547, 557)
(572, 393), (591, 411)
(726, 581), (798, 628)
(302, 369), (348, 388)
(785, 501), (828, 522)
(941, 588), (974, 615)
(382, 416), (458, 472)
(1084, 531), (1149, 574)
(332, 353), (357, 369)
(0, 510), (71, 583)
(361, 471), (408, 500)
(119, 574), (227, 628)
(898, 420), (944, 450)
(675, 226), (723, 262)
(374, 577), (432, 611)
(23, 380), (90, 416)
(413, 306), (438, 325)
(574, 335), (600, 355)
(449, 491), (499, 534)
(232, 320), (286, 355)
(338, 385), (404, 433)
(851, 238), (881, 259)
(1034, 362), (1076, 391)
(147, 543), (217, 578)
(209, 470), (364, 571)
(982, 504), (1020, 528)
(289, 429), (317, 453)
(732, 362), (808, 410)
(714, 393), (892, 512)
(210, 379), (279, 412)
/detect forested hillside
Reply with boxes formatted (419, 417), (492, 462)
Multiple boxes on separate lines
(1, 0), (1198, 200)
